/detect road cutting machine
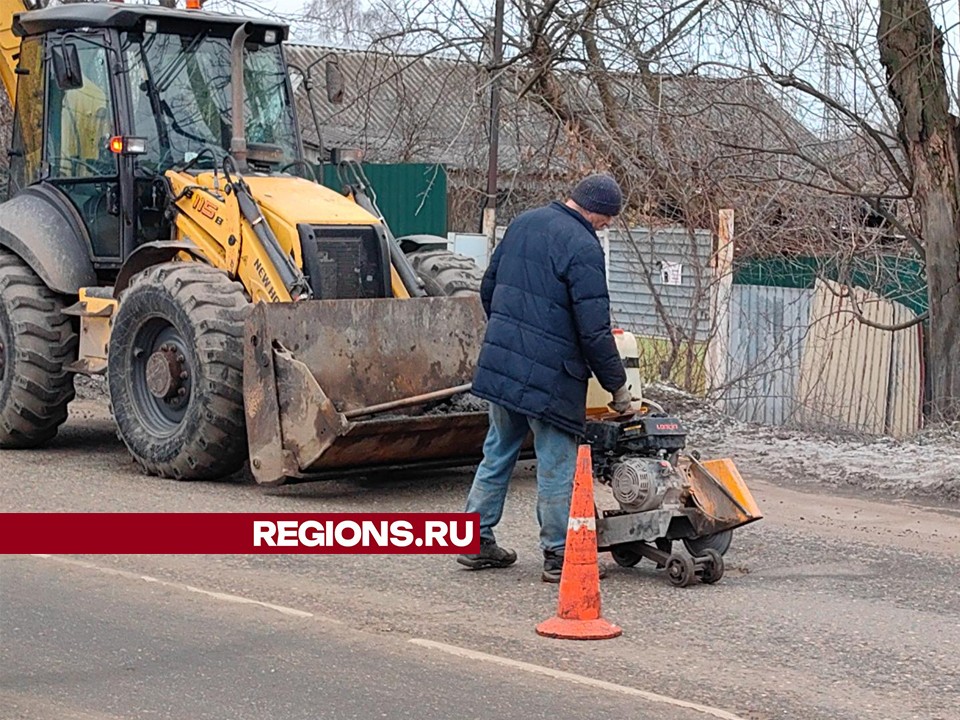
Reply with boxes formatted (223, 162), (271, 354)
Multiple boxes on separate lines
(584, 334), (762, 586)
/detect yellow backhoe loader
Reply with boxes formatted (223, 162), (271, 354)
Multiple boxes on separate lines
(0, 0), (488, 482)
(0, 1), (759, 583)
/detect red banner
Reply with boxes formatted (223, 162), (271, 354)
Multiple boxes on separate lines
(0, 513), (481, 554)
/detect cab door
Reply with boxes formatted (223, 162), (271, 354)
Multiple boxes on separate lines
(43, 34), (122, 262)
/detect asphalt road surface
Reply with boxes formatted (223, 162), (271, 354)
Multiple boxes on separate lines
(2, 399), (959, 720)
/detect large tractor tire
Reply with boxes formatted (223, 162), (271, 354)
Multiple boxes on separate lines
(108, 263), (249, 479)
(0, 249), (77, 448)
(407, 248), (483, 297)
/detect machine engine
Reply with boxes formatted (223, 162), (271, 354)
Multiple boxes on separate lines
(607, 457), (684, 512)
(585, 414), (689, 513)
(584, 405), (763, 588)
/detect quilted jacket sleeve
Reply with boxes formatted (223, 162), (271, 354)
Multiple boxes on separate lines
(565, 243), (627, 393)
(480, 241), (503, 319)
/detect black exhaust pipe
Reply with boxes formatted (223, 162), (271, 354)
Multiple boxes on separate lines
(230, 22), (252, 170)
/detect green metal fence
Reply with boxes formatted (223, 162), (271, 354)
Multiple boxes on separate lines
(733, 255), (928, 316)
(316, 162), (448, 238)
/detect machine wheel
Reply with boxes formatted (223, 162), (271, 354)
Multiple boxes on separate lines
(699, 549), (724, 584)
(610, 545), (643, 568)
(406, 248), (483, 297)
(108, 263), (249, 479)
(683, 529), (733, 557)
(0, 250), (77, 448)
(665, 553), (696, 587)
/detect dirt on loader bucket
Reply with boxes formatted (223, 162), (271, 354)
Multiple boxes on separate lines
(243, 296), (493, 485)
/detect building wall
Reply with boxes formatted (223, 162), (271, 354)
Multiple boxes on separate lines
(606, 226), (714, 344)
(450, 223), (716, 390)
(451, 223), (716, 357)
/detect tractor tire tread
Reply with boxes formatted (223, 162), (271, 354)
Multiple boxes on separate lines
(110, 263), (249, 479)
(407, 248), (483, 297)
(0, 249), (76, 448)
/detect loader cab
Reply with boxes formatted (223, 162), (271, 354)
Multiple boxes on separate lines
(9, 29), (122, 261)
(119, 19), (301, 245)
(6, 3), (299, 274)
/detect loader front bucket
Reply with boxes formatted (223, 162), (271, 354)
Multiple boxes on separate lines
(243, 296), (493, 485)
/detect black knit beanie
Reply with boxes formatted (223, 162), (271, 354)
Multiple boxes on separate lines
(570, 173), (622, 216)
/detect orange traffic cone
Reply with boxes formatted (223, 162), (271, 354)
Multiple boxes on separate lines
(536, 444), (621, 640)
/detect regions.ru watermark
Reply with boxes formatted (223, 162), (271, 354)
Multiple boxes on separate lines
(253, 518), (475, 550)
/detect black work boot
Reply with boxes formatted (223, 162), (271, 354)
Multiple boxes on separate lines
(541, 550), (564, 583)
(541, 550), (607, 583)
(457, 539), (517, 570)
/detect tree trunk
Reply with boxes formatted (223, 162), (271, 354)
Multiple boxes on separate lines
(878, 0), (960, 422)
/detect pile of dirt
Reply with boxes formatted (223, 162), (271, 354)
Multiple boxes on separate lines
(641, 382), (740, 443)
(423, 392), (489, 415)
(643, 381), (960, 504)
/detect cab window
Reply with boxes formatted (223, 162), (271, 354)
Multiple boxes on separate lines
(45, 42), (117, 179)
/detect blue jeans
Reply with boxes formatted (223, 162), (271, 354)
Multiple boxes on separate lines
(465, 402), (578, 554)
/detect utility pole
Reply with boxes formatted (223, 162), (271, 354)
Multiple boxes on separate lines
(482, 0), (504, 264)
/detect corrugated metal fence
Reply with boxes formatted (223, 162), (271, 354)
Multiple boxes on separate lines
(724, 279), (923, 437)
(725, 285), (811, 426)
(792, 280), (922, 437)
(319, 163), (448, 238)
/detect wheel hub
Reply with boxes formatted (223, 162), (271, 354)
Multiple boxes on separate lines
(145, 344), (187, 400)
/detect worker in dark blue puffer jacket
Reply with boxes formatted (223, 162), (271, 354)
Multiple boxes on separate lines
(457, 173), (633, 583)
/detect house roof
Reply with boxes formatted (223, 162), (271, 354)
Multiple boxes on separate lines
(284, 43), (825, 184)
(286, 44), (487, 166)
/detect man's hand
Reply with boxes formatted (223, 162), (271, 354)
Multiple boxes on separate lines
(609, 384), (633, 413)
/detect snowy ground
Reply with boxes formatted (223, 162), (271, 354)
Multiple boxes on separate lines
(644, 382), (960, 505)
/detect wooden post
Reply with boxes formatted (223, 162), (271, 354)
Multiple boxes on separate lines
(706, 209), (735, 394)
(482, 0), (505, 264)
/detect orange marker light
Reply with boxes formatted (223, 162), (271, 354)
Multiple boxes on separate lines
(186, 0), (201, 8)
(108, 136), (124, 154)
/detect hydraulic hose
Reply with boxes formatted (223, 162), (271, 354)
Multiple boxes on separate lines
(234, 183), (310, 299)
(345, 166), (426, 298)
